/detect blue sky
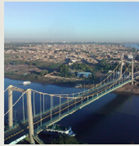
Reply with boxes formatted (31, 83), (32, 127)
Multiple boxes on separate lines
(4, 2), (139, 42)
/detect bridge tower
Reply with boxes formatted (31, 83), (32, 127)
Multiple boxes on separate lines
(26, 89), (35, 144)
(120, 57), (123, 78)
(131, 59), (134, 85)
(8, 85), (13, 128)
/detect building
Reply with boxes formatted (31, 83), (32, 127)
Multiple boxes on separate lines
(128, 55), (133, 60)
(77, 72), (92, 78)
(70, 59), (77, 63)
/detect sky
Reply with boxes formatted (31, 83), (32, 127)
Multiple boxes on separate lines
(4, 2), (139, 42)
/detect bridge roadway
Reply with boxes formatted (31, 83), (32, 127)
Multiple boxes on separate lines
(4, 76), (136, 144)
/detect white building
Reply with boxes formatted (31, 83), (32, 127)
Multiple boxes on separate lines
(128, 55), (133, 60)
(70, 59), (77, 63)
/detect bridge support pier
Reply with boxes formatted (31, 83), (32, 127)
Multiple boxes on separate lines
(120, 58), (123, 78)
(26, 89), (35, 144)
(132, 59), (134, 85)
(8, 85), (13, 128)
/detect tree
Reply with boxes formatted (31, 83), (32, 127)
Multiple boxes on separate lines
(49, 55), (54, 59)
(59, 64), (69, 77)
(88, 71), (96, 80)
(40, 70), (48, 76)
(135, 55), (139, 61)
(71, 63), (91, 72)
(99, 59), (109, 67)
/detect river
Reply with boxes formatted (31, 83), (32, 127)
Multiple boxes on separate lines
(123, 43), (139, 50)
(4, 78), (139, 144)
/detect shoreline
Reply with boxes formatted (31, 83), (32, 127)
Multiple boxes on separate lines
(4, 74), (139, 95)
(4, 74), (82, 87)
(113, 84), (139, 95)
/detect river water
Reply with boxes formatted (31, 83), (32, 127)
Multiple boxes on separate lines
(124, 43), (139, 50)
(4, 78), (139, 144)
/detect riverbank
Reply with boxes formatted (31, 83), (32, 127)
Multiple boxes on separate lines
(5, 74), (139, 95)
(4, 76), (139, 144)
(4, 73), (88, 87)
(85, 82), (139, 95)
(113, 84), (139, 95)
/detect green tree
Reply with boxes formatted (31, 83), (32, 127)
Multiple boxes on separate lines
(40, 70), (48, 76)
(88, 71), (96, 80)
(49, 55), (54, 59)
(135, 54), (139, 61)
(59, 64), (69, 77)
(99, 59), (109, 67)
(71, 63), (91, 72)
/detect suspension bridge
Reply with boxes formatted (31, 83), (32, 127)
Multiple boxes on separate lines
(4, 59), (139, 144)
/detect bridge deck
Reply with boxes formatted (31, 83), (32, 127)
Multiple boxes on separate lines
(4, 77), (134, 144)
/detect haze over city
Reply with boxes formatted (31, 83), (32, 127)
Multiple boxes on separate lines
(4, 2), (139, 42)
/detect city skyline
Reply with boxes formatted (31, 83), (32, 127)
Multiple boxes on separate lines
(4, 2), (139, 42)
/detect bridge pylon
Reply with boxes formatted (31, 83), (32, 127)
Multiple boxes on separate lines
(8, 85), (13, 128)
(26, 89), (35, 144)
(131, 59), (134, 85)
(120, 57), (123, 79)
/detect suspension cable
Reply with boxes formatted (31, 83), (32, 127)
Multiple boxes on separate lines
(4, 90), (27, 116)
(134, 80), (139, 84)
(134, 64), (139, 72)
(24, 62), (122, 98)
(106, 63), (131, 90)
(95, 61), (121, 87)
(4, 86), (10, 93)
(31, 62), (120, 96)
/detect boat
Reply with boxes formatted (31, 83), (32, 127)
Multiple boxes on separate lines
(75, 84), (82, 88)
(45, 124), (76, 137)
(18, 81), (31, 85)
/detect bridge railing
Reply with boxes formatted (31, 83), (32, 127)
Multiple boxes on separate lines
(4, 75), (134, 134)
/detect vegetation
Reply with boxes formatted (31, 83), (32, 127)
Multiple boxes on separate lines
(26, 60), (46, 67)
(23, 70), (49, 80)
(88, 71), (96, 80)
(58, 63), (96, 79)
(135, 54), (139, 61)
(4, 59), (60, 70)
(5, 55), (11, 58)
(49, 55), (54, 59)
(40, 70), (49, 76)
(129, 47), (137, 52)
(58, 64), (69, 77)
(4, 59), (27, 65)
(47, 63), (62, 69)
(97, 59), (119, 73)
(4, 47), (18, 51)
(5, 71), (15, 75)
(70, 63), (92, 72)
(51, 135), (79, 144)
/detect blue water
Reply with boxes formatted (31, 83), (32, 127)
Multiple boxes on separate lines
(124, 43), (139, 50)
(4, 78), (139, 144)
(4, 78), (85, 120)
